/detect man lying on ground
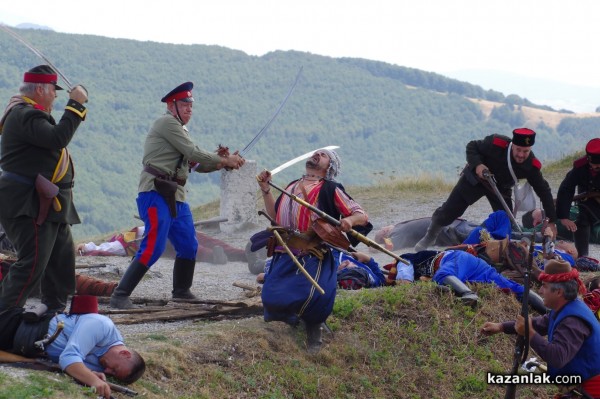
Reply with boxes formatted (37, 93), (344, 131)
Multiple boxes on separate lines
(394, 248), (548, 313)
(0, 296), (145, 398)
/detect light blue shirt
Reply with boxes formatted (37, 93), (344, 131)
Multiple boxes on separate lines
(45, 313), (124, 371)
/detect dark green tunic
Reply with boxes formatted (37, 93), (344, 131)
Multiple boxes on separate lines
(0, 98), (85, 310)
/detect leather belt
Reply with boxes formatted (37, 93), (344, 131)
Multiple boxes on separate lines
(0, 172), (73, 189)
(143, 165), (186, 186)
(1, 171), (34, 185)
(432, 252), (445, 273)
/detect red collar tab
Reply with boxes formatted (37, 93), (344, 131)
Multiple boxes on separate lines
(23, 72), (58, 85)
(573, 156), (589, 169)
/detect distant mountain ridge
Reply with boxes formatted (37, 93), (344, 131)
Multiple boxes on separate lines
(446, 68), (600, 114)
(14, 23), (53, 31)
(0, 28), (599, 238)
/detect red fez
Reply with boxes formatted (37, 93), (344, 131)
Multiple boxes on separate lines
(23, 65), (63, 90)
(161, 81), (194, 103)
(586, 138), (600, 164)
(512, 128), (536, 147)
(69, 295), (99, 314)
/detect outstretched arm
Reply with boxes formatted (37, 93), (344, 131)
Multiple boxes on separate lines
(65, 362), (111, 398)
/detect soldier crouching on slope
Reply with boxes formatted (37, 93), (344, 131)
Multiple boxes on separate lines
(415, 128), (557, 252)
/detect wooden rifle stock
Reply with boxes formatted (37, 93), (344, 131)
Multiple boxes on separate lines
(267, 181), (410, 265)
(504, 234), (534, 399)
(572, 191), (600, 202)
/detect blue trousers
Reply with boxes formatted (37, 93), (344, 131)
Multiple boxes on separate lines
(433, 250), (524, 295)
(135, 191), (197, 266)
(262, 251), (336, 325)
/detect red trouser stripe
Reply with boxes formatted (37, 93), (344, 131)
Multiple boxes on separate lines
(139, 207), (159, 266)
(15, 219), (39, 305)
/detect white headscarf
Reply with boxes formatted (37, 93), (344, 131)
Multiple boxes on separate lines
(321, 149), (341, 181)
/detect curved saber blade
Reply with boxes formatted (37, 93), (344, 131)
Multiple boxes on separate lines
(239, 66), (303, 157)
(0, 24), (73, 90)
(270, 145), (339, 175)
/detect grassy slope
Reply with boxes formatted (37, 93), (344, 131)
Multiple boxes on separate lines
(0, 155), (586, 399)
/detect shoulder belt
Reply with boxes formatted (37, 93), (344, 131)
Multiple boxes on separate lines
(573, 156), (589, 169)
(50, 148), (72, 212)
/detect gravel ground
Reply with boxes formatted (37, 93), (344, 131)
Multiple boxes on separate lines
(42, 190), (600, 337)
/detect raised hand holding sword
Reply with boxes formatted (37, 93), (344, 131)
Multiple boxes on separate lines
(0, 24), (88, 103)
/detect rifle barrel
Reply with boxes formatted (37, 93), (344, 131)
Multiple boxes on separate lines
(267, 181), (409, 265)
(504, 234), (534, 399)
(107, 381), (138, 396)
(482, 171), (523, 233)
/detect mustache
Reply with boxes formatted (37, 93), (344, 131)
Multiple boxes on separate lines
(306, 159), (319, 168)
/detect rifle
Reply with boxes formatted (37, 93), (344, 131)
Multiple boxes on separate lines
(572, 191), (600, 202)
(266, 180), (410, 265)
(482, 170), (523, 234)
(504, 233), (534, 399)
(540, 211), (552, 260)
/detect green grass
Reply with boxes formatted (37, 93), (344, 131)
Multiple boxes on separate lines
(13, 154), (584, 398)
(0, 372), (94, 399)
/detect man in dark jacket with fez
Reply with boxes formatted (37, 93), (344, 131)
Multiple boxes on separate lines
(415, 128), (557, 251)
(0, 65), (88, 312)
(555, 138), (600, 258)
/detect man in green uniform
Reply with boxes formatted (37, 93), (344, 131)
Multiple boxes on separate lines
(110, 81), (245, 309)
(0, 65), (88, 312)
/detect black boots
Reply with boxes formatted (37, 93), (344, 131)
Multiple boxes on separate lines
(574, 225), (590, 258)
(172, 257), (198, 300)
(306, 323), (324, 354)
(441, 276), (479, 308)
(109, 259), (148, 309)
(414, 221), (443, 252)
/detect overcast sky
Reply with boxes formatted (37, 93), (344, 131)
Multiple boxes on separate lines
(1, 0), (599, 110)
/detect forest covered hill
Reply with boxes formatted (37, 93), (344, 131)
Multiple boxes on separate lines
(1, 28), (599, 238)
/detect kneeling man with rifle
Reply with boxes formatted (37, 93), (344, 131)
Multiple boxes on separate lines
(256, 148), (371, 353)
(481, 259), (600, 398)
